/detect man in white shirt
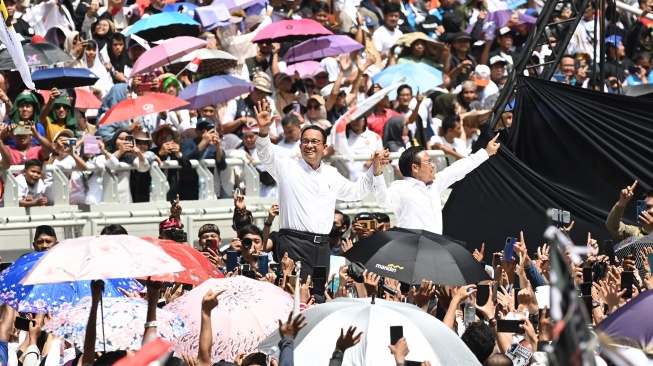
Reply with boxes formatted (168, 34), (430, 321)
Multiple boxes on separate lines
(254, 99), (387, 279)
(276, 113), (302, 157)
(372, 134), (501, 234)
(372, 3), (403, 58)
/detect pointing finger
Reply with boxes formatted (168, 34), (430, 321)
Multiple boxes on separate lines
(490, 133), (500, 143)
(630, 180), (638, 191)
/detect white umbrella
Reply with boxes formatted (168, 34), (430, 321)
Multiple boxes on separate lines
(20, 235), (185, 285)
(166, 49), (238, 76)
(257, 297), (481, 366)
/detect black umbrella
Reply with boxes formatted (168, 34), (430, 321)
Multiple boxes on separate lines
(0, 43), (74, 70)
(342, 228), (490, 286)
(32, 67), (99, 90)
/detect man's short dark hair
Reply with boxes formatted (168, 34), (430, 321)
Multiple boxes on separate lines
(398, 146), (426, 178)
(633, 51), (653, 64)
(300, 125), (327, 143)
(644, 189), (653, 199)
(233, 210), (254, 232)
(374, 212), (390, 223)
(461, 323), (497, 364)
(24, 159), (42, 171)
(483, 353), (512, 366)
(383, 2), (401, 15)
(397, 84), (412, 96)
(281, 113), (301, 127)
(111, 32), (126, 43)
(34, 225), (57, 240)
(237, 224), (264, 240)
(100, 224), (128, 235)
(335, 209), (351, 228)
(311, 1), (329, 13)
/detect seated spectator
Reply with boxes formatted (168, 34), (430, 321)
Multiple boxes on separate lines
(39, 87), (79, 142)
(180, 119), (227, 200)
(605, 181), (653, 241)
(383, 116), (413, 152)
(429, 114), (468, 172)
(277, 113), (302, 157)
(32, 225), (58, 252)
(11, 159), (47, 208)
(366, 83), (404, 138)
(6, 91), (47, 147)
(69, 137), (116, 205)
(106, 128), (151, 203)
(2, 122), (51, 164)
(43, 129), (87, 205)
(624, 52), (653, 85)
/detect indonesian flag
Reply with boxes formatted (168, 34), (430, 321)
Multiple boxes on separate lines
(186, 57), (202, 73)
(0, 0), (34, 89)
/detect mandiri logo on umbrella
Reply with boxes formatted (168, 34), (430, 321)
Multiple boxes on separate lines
(375, 263), (404, 273)
(142, 103), (155, 112)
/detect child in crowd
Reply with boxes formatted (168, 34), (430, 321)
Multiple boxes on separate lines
(17, 159), (47, 207)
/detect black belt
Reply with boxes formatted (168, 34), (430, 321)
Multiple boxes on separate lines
(280, 229), (329, 244)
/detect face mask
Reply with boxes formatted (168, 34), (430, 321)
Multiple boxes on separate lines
(328, 225), (342, 238)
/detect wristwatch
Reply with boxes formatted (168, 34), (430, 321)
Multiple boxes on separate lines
(331, 350), (343, 360)
(49, 151), (60, 157)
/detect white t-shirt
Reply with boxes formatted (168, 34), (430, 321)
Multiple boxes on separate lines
(429, 135), (468, 172)
(372, 26), (403, 56)
(1, 174), (47, 207)
(347, 129), (383, 181)
(276, 139), (301, 157)
(43, 155), (76, 205)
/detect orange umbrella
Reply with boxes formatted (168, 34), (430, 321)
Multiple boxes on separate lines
(140, 237), (224, 285)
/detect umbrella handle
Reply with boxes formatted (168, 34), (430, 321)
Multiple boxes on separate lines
(100, 294), (106, 353)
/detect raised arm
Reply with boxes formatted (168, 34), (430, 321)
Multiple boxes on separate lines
(197, 289), (225, 366)
(254, 99), (288, 181)
(434, 134), (499, 192)
(335, 149), (389, 201)
(81, 280), (104, 365)
(143, 281), (162, 345)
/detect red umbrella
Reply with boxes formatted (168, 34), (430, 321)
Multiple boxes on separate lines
(140, 237), (225, 285)
(98, 93), (189, 125)
(251, 19), (333, 43)
(39, 88), (102, 109)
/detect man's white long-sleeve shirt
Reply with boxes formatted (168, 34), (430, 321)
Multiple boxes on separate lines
(373, 149), (490, 234)
(256, 135), (384, 234)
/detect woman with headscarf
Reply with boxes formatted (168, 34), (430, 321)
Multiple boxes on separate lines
(383, 116), (413, 152)
(106, 33), (132, 84)
(159, 76), (191, 133)
(63, 31), (85, 68)
(39, 87), (79, 142)
(105, 128), (150, 203)
(91, 17), (115, 54)
(82, 39), (114, 99)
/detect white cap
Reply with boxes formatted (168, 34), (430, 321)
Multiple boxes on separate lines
(489, 55), (508, 66)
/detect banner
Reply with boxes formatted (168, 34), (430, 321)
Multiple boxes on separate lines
(0, 0), (34, 89)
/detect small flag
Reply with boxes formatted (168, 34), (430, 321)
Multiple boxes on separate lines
(187, 57), (201, 73)
(0, 0), (34, 90)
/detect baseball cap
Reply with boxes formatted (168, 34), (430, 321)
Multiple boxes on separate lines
(605, 35), (622, 48)
(252, 73), (272, 94)
(474, 64), (491, 87)
(498, 26), (512, 37)
(53, 129), (75, 141)
(489, 55), (508, 66)
(196, 117), (214, 131)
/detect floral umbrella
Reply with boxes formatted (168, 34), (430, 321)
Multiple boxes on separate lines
(43, 297), (188, 352)
(164, 277), (292, 362)
(0, 252), (143, 314)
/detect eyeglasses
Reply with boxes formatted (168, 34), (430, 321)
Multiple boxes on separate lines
(307, 104), (320, 110)
(300, 139), (323, 146)
(305, 84), (315, 88)
(419, 159), (436, 166)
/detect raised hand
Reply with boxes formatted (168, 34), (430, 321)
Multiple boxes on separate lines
(201, 289), (226, 314)
(485, 133), (500, 156)
(411, 279), (435, 311)
(618, 180), (637, 206)
(278, 311), (307, 339)
(336, 326), (363, 352)
(253, 99), (274, 135)
(473, 243), (485, 262)
(370, 148), (390, 176)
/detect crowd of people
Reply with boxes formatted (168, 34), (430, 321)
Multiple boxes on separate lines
(0, 0), (652, 364)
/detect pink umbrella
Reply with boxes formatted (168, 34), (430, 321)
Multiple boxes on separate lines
(164, 277), (292, 362)
(252, 19), (333, 43)
(284, 61), (321, 79)
(130, 36), (207, 77)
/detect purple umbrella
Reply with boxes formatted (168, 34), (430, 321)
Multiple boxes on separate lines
(175, 75), (252, 110)
(194, 3), (233, 31)
(597, 290), (653, 347)
(283, 35), (364, 63)
(465, 10), (536, 36)
(285, 61), (321, 78)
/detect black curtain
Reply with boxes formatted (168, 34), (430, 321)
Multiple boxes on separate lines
(443, 76), (653, 254)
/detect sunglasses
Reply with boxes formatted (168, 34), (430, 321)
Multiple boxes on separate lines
(307, 104), (320, 110)
(305, 84), (315, 88)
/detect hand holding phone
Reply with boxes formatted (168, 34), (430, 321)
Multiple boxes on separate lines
(621, 271), (634, 298)
(390, 325), (403, 345)
(504, 237), (517, 262)
(14, 316), (35, 332)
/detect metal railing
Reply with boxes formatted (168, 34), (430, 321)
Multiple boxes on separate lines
(0, 150), (447, 259)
